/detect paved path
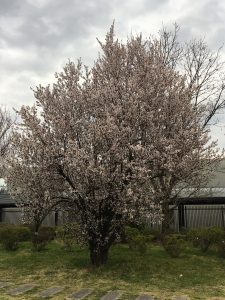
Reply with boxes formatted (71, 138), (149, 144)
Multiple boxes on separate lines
(6, 283), (38, 296)
(172, 297), (190, 300)
(68, 288), (93, 299)
(100, 290), (123, 300)
(37, 286), (64, 298)
(0, 282), (11, 289)
(136, 295), (155, 300)
(0, 281), (191, 299)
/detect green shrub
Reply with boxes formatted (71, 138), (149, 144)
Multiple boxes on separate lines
(39, 226), (55, 240)
(208, 227), (224, 243)
(124, 225), (151, 255)
(0, 225), (19, 251)
(145, 229), (162, 242)
(187, 229), (201, 248)
(16, 226), (32, 242)
(56, 223), (80, 251)
(187, 227), (224, 252)
(134, 234), (149, 254)
(217, 240), (225, 258)
(137, 225), (158, 242)
(199, 238), (210, 252)
(163, 234), (184, 258)
(32, 226), (56, 251)
(124, 226), (139, 242)
(135, 223), (151, 235)
(0, 224), (32, 251)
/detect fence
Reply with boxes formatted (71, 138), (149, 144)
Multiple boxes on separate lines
(1, 205), (225, 231)
(145, 204), (225, 232)
(0, 208), (65, 227)
(175, 205), (225, 230)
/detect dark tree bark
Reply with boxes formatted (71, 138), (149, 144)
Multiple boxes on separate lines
(161, 202), (173, 234)
(32, 221), (42, 250)
(89, 241), (110, 267)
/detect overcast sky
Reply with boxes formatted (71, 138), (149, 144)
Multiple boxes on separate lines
(1, 0), (225, 147)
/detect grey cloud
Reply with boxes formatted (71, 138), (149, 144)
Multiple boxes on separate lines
(0, 0), (21, 16)
(1, 0), (225, 145)
(1, 0), (173, 52)
(0, 0), (114, 81)
(177, 0), (225, 49)
(1, 0), (112, 50)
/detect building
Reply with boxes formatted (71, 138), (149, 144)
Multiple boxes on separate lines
(1, 160), (225, 230)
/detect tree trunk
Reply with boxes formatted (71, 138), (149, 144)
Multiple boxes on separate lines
(87, 204), (120, 266)
(32, 222), (41, 250)
(161, 202), (172, 234)
(88, 231), (116, 267)
(89, 245), (109, 267)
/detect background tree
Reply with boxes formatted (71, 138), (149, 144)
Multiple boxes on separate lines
(0, 107), (12, 177)
(6, 24), (221, 264)
(5, 108), (70, 234)
(145, 24), (225, 232)
(158, 24), (225, 128)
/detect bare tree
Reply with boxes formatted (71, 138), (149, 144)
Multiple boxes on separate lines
(0, 108), (12, 156)
(157, 24), (225, 128)
(0, 108), (13, 179)
(144, 24), (225, 232)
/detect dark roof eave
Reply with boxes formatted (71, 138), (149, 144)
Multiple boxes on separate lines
(172, 197), (225, 205)
(0, 203), (17, 208)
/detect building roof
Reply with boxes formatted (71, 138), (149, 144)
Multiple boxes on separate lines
(1, 159), (225, 208)
(207, 159), (225, 188)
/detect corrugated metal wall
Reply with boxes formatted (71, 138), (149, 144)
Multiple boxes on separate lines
(1, 208), (65, 226)
(1, 205), (225, 230)
(183, 205), (225, 229)
(145, 205), (225, 231)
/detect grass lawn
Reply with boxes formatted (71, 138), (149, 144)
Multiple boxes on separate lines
(0, 241), (225, 299)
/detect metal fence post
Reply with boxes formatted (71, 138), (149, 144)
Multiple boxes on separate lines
(178, 204), (185, 232)
(221, 206), (225, 228)
(184, 206), (187, 229)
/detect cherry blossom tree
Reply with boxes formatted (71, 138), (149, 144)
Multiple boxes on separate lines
(6, 127), (68, 233)
(6, 24), (222, 264)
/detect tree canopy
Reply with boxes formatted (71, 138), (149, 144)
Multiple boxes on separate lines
(6, 24), (222, 265)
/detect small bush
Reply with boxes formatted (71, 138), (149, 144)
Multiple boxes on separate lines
(187, 227), (224, 252)
(208, 227), (224, 243)
(124, 226), (139, 242)
(199, 238), (211, 252)
(32, 226), (55, 251)
(124, 225), (151, 255)
(56, 223), (80, 251)
(2, 237), (18, 251)
(163, 234), (184, 258)
(16, 226), (32, 242)
(0, 225), (19, 251)
(217, 240), (225, 258)
(187, 229), (201, 248)
(134, 234), (149, 254)
(27, 225), (55, 239)
(137, 225), (158, 242)
(145, 229), (162, 242)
